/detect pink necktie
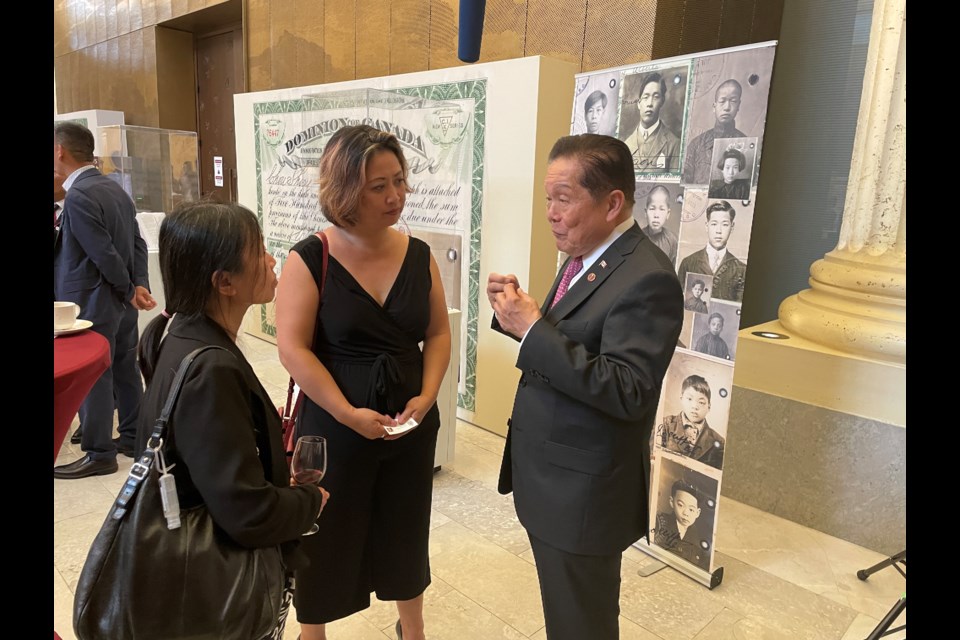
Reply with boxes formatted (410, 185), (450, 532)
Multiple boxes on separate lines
(551, 256), (583, 308)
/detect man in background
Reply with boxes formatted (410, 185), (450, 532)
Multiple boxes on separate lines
(53, 122), (155, 479)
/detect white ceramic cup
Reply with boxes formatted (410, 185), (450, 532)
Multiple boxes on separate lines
(54, 301), (81, 331)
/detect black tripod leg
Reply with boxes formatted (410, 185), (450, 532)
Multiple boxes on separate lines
(857, 550), (906, 581)
(864, 595), (905, 640)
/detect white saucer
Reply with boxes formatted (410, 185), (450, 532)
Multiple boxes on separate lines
(54, 319), (93, 336)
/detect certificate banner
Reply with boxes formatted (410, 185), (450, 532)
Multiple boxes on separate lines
(251, 83), (486, 412)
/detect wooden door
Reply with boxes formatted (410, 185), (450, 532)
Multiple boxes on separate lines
(196, 27), (243, 201)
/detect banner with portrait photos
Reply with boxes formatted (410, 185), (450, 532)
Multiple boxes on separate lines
(570, 42), (777, 588)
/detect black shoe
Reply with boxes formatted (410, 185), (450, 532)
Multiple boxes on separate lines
(70, 427), (82, 445)
(113, 437), (135, 458)
(396, 619), (402, 640)
(53, 454), (119, 480)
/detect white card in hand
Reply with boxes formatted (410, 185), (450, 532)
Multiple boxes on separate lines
(383, 417), (419, 435)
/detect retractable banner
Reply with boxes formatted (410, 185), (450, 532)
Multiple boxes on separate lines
(570, 42), (778, 588)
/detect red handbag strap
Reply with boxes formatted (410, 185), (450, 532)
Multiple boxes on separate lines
(285, 230), (329, 422)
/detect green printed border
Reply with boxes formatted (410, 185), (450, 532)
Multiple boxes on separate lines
(251, 79), (487, 412)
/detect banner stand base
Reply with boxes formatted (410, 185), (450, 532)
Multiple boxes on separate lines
(632, 539), (724, 590)
(636, 558), (667, 577)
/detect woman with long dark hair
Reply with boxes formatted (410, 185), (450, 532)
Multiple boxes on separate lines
(136, 201), (328, 639)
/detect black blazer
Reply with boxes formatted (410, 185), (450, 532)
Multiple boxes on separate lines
(53, 168), (149, 329)
(135, 314), (322, 568)
(495, 223), (683, 556)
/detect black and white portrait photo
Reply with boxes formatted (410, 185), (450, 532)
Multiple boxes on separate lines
(570, 71), (620, 136)
(691, 300), (741, 362)
(650, 456), (720, 572)
(653, 349), (734, 472)
(618, 64), (690, 176)
(633, 181), (684, 265)
(676, 196), (755, 303)
(707, 138), (758, 200)
(683, 272), (713, 314)
(681, 45), (775, 186)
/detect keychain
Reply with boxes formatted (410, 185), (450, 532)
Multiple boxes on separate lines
(156, 441), (181, 530)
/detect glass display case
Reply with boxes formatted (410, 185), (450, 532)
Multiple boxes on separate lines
(97, 125), (200, 213)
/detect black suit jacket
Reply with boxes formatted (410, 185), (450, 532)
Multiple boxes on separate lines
(495, 223), (683, 556)
(53, 168), (148, 329)
(135, 314), (323, 568)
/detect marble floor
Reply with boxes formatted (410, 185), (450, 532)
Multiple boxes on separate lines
(54, 333), (906, 640)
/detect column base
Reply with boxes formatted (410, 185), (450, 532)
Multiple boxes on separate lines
(723, 322), (905, 555)
(779, 250), (906, 363)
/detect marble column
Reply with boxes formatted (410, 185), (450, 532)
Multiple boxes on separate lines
(779, 0), (905, 363)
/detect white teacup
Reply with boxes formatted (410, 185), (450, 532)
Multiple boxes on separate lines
(54, 301), (81, 331)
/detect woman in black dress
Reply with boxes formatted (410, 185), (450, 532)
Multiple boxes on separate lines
(275, 125), (451, 640)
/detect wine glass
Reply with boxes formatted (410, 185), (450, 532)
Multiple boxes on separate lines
(291, 436), (327, 535)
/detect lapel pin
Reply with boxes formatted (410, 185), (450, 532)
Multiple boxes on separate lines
(599, 260), (607, 268)
(587, 273), (597, 282)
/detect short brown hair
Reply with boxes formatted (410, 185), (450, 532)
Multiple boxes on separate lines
(54, 121), (95, 163)
(548, 134), (635, 208)
(318, 124), (411, 228)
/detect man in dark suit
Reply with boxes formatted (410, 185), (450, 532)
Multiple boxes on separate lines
(53, 122), (155, 479)
(487, 134), (683, 640)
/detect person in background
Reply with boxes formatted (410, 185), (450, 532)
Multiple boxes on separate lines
(178, 160), (199, 202)
(135, 201), (328, 640)
(276, 125), (451, 640)
(53, 121), (156, 478)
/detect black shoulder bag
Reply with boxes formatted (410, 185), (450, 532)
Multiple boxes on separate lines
(73, 346), (285, 640)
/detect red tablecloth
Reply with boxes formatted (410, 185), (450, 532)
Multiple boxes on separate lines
(54, 330), (110, 463)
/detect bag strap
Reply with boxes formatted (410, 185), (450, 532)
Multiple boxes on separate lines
(283, 230), (329, 425)
(110, 345), (231, 520)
